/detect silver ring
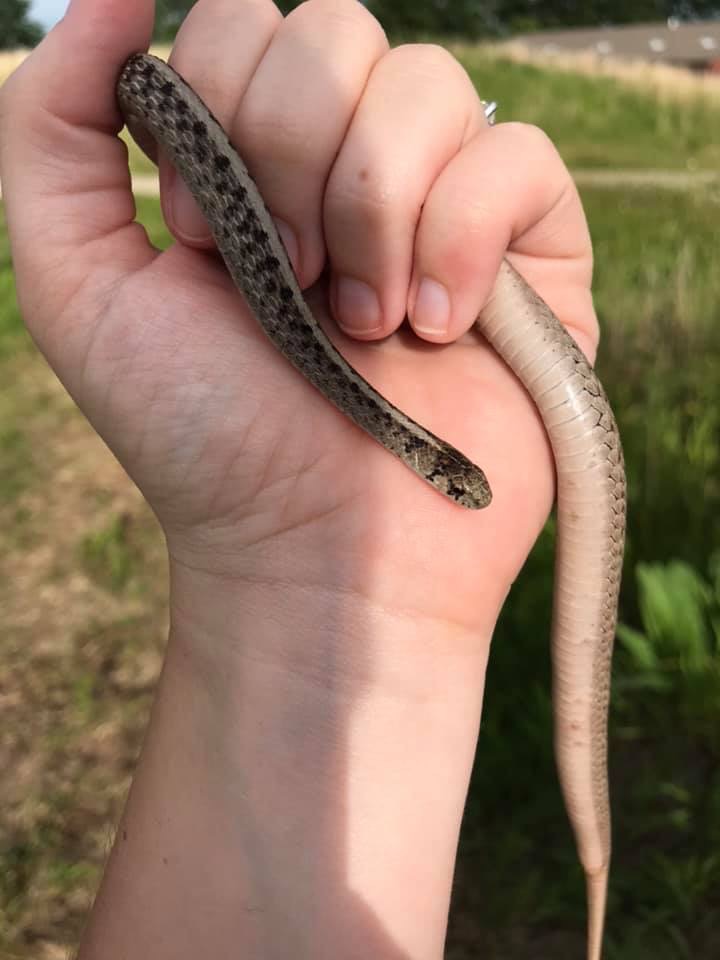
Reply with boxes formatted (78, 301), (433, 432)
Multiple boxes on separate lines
(481, 100), (498, 125)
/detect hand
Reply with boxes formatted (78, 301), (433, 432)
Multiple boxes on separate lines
(0, 1), (598, 956)
(0, 0), (595, 616)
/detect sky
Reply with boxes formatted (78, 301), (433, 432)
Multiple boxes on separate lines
(30, 0), (70, 31)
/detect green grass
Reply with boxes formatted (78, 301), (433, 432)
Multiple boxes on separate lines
(456, 48), (720, 171)
(0, 424), (34, 501)
(121, 127), (157, 176)
(47, 859), (98, 892)
(0, 205), (27, 355)
(80, 513), (139, 594)
(588, 185), (720, 573)
(135, 194), (173, 248)
(450, 185), (720, 959)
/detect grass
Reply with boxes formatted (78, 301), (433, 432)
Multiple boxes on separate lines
(0, 426), (33, 502)
(588, 186), (720, 573)
(486, 40), (720, 107)
(80, 515), (134, 593)
(0, 206), (28, 357)
(0, 49), (29, 84)
(1, 43), (719, 960)
(448, 183), (720, 957)
(449, 182), (720, 958)
(0, 190), (168, 953)
(79, 511), (157, 594)
(455, 46), (720, 170)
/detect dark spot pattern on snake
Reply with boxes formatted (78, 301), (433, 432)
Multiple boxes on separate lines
(117, 54), (493, 511)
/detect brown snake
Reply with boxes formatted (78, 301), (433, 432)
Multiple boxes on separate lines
(117, 53), (626, 960)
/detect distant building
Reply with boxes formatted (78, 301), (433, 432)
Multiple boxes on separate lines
(515, 19), (720, 73)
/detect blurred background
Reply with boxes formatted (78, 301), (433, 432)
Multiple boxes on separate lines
(1, 2), (719, 958)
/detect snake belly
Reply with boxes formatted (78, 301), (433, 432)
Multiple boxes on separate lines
(117, 53), (626, 960)
(479, 261), (625, 960)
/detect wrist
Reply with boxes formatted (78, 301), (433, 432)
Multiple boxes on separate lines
(170, 556), (492, 944)
(80, 555), (493, 959)
(166, 551), (493, 723)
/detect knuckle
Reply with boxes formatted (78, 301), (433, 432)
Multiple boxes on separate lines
(242, 105), (315, 165)
(188, 0), (279, 23)
(240, 0), (284, 31)
(385, 42), (467, 86)
(288, 0), (386, 43)
(501, 121), (559, 163)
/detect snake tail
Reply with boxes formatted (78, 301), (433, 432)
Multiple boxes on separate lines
(477, 260), (626, 960)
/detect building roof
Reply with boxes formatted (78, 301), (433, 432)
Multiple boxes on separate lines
(515, 20), (720, 67)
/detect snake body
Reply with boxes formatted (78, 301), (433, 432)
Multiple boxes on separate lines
(117, 53), (626, 960)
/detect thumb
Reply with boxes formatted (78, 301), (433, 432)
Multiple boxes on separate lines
(0, 0), (155, 350)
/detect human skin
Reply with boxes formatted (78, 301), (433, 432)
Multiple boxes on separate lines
(0, 0), (599, 957)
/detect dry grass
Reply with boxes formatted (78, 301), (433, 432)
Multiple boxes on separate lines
(470, 39), (720, 105)
(0, 350), (168, 956)
(0, 50), (30, 84)
(0, 45), (173, 85)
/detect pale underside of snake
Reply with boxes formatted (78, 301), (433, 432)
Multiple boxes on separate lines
(117, 53), (626, 960)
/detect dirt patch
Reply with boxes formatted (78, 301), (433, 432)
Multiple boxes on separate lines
(0, 346), (167, 955)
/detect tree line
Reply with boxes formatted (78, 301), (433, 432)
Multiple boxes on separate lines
(2, 0), (719, 50)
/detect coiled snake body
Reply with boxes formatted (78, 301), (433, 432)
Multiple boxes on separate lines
(117, 53), (626, 960)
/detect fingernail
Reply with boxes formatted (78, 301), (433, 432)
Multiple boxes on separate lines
(335, 276), (382, 335)
(273, 218), (300, 276)
(413, 277), (451, 336)
(170, 174), (211, 242)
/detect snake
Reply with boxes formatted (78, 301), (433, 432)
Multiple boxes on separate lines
(116, 53), (626, 960)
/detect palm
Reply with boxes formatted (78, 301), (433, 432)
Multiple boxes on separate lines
(50, 225), (554, 630)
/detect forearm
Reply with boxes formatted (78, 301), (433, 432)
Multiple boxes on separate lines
(77, 562), (491, 960)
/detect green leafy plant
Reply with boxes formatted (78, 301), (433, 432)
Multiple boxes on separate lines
(616, 557), (720, 751)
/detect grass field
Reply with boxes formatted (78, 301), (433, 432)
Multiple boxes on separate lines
(457, 47), (720, 171)
(1, 43), (719, 960)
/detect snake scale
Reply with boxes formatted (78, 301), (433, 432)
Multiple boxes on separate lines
(117, 53), (626, 960)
